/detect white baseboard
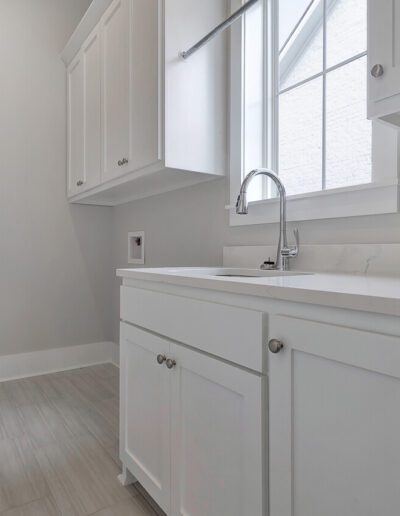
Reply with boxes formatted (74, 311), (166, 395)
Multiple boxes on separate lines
(0, 341), (118, 382)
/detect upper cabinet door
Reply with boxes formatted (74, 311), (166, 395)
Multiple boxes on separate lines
(82, 28), (101, 191)
(170, 342), (264, 516)
(67, 54), (84, 196)
(67, 29), (101, 197)
(269, 315), (400, 516)
(368, 0), (400, 102)
(101, 0), (131, 182)
(130, 0), (162, 171)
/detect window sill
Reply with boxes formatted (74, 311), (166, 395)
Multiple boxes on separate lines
(228, 182), (399, 226)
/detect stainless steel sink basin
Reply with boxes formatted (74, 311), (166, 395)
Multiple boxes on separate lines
(164, 268), (311, 278)
(213, 268), (310, 278)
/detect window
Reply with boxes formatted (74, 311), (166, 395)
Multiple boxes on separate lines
(279, 0), (370, 197)
(230, 0), (399, 224)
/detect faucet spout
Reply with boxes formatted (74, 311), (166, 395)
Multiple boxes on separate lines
(236, 168), (299, 271)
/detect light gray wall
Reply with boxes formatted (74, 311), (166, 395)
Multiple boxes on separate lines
(114, 177), (400, 268)
(0, 0), (114, 356)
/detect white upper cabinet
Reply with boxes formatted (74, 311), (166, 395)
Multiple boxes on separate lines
(62, 0), (227, 205)
(82, 29), (102, 192)
(101, 0), (131, 182)
(67, 54), (84, 197)
(368, 0), (400, 124)
(269, 315), (400, 516)
(67, 28), (101, 197)
(164, 0), (227, 175)
(130, 0), (162, 172)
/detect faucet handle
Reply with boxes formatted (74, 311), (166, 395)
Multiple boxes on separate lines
(282, 228), (300, 259)
(289, 228), (300, 258)
(293, 228), (299, 251)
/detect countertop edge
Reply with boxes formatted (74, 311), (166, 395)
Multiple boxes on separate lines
(116, 269), (400, 318)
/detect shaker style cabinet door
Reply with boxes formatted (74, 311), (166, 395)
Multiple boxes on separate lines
(368, 0), (400, 103)
(67, 54), (84, 196)
(269, 315), (400, 516)
(81, 29), (101, 192)
(169, 342), (264, 516)
(101, 0), (131, 182)
(67, 28), (101, 197)
(120, 323), (171, 514)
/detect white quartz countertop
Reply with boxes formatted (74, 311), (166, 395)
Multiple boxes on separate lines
(117, 267), (400, 317)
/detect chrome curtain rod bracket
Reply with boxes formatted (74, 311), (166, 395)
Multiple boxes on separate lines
(179, 0), (260, 60)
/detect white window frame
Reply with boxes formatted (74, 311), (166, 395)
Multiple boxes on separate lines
(229, 0), (400, 227)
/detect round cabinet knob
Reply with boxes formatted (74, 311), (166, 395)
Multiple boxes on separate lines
(117, 160), (122, 166)
(268, 339), (284, 354)
(157, 354), (166, 365)
(371, 64), (384, 78)
(166, 358), (176, 369)
(76, 180), (84, 186)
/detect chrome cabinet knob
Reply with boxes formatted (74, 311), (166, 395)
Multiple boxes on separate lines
(118, 158), (128, 166)
(157, 354), (166, 365)
(166, 358), (176, 369)
(371, 64), (384, 78)
(76, 180), (84, 186)
(268, 339), (284, 354)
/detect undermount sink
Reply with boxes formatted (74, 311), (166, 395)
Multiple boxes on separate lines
(164, 268), (311, 278)
(212, 268), (311, 278)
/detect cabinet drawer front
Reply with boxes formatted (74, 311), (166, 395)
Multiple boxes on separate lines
(121, 286), (264, 372)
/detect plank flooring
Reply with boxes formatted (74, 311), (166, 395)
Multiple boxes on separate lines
(0, 365), (165, 516)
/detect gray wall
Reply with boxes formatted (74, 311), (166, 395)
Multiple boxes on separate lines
(114, 177), (400, 269)
(0, 0), (114, 356)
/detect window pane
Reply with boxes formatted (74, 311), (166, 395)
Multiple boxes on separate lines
(244, 1), (264, 202)
(280, 0), (323, 90)
(325, 56), (371, 189)
(279, 77), (323, 195)
(279, 0), (312, 48)
(326, 0), (367, 68)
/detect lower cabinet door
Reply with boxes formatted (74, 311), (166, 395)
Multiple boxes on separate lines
(120, 323), (171, 513)
(269, 315), (400, 516)
(169, 342), (264, 516)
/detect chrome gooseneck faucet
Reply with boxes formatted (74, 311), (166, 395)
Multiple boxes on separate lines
(236, 168), (299, 271)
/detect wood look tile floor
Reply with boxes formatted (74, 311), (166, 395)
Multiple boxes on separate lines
(0, 365), (165, 516)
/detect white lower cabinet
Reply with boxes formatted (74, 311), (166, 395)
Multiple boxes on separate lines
(169, 341), (264, 516)
(269, 315), (400, 516)
(120, 323), (171, 512)
(120, 322), (264, 516)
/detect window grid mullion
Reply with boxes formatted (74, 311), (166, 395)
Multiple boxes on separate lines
(322, 0), (327, 190)
(270, 0), (279, 199)
(277, 51), (367, 96)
